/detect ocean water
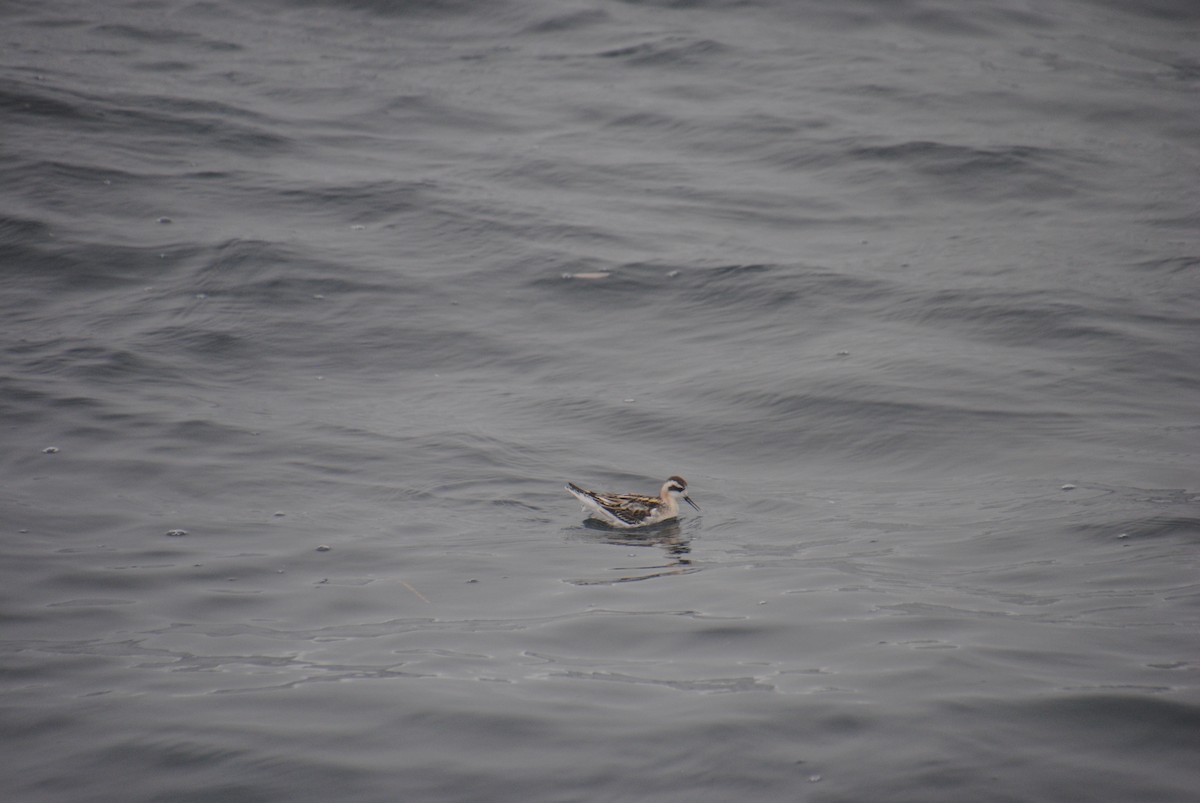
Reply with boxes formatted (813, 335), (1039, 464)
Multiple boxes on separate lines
(2, 0), (1198, 800)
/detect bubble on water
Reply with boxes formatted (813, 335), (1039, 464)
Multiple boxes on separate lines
(1061, 484), (1076, 491)
(165, 529), (188, 537)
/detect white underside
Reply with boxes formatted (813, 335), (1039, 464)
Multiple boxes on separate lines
(567, 486), (671, 529)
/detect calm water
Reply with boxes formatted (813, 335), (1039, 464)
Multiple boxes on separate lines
(2, 0), (1198, 800)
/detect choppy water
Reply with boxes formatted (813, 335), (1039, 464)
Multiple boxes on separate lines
(3, 0), (1199, 800)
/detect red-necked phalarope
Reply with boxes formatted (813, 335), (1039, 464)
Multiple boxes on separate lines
(566, 476), (700, 529)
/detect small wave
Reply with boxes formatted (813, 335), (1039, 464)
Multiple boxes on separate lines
(596, 37), (730, 67)
(93, 23), (242, 52)
(847, 140), (1097, 201)
(523, 9), (611, 34)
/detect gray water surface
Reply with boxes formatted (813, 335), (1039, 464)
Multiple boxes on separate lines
(2, 0), (1198, 800)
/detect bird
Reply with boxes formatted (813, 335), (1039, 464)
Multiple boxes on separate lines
(565, 475), (700, 529)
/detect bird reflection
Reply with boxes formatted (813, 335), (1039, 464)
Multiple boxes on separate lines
(568, 520), (697, 585)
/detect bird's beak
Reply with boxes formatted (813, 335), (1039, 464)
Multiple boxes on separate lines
(684, 495), (701, 512)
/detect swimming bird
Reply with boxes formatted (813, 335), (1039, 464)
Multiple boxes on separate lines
(565, 475), (700, 529)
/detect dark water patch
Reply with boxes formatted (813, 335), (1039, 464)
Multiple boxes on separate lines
(46, 598), (136, 608)
(602, 109), (702, 139)
(691, 383), (1078, 465)
(679, 262), (892, 320)
(82, 733), (311, 803)
(287, 320), (519, 374)
(187, 239), (366, 298)
(133, 60), (198, 73)
(138, 326), (254, 364)
(553, 669), (772, 693)
(1008, 692), (1200, 750)
(370, 195), (614, 263)
(371, 93), (528, 135)
(22, 94), (289, 159)
(896, 7), (996, 37)
(262, 179), (427, 224)
(121, 737), (248, 771)
(23, 344), (191, 387)
(523, 9), (610, 34)
(14, 14), (91, 30)
(883, 288), (1131, 349)
(771, 1), (1002, 38)
(0, 376), (64, 423)
(534, 396), (690, 447)
(477, 155), (689, 206)
(1073, 514), (1200, 543)
(613, 0), (754, 9)
(650, 185), (880, 231)
(92, 23), (242, 52)
(110, 93), (270, 127)
(6, 242), (194, 293)
(847, 140), (1095, 201)
(157, 417), (266, 451)
(542, 261), (890, 328)
(386, 432), (553, 503)
(1, 157), (142, 194)
(1162, 56), (1200, 83)
(4, 81), (289, 158)
(597, 37), (730, 68)
(1085, 0), (1200, 22)
(0, 214), (53, 245)
(747, 137), (857, 173)
(27, 243), (520, 382)
(1130, 488), (1200, 506)
(849, 1), (1056, 36)
(754, 0), (1014, 36)
(0, 81), (94, 121)
(273, 0), (492, 17)
(181, 169), (244, 182)
(680, 111), (837, 169)
(0, 159), (178, 228)
(1134, 254), (1200, 276)
(132, 110), (291, 157)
